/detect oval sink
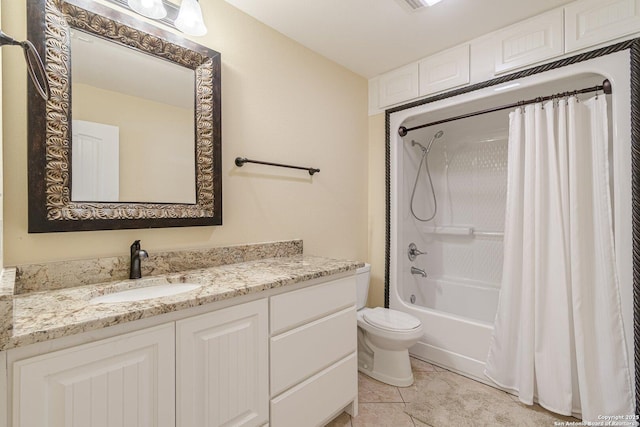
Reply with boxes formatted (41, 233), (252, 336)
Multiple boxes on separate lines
(90, 283), (201, 304)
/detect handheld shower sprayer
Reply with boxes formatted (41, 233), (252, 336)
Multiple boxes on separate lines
(426, 130), (444, 153)
(408, 130), (444, 222)
(0, 30), (49, 100)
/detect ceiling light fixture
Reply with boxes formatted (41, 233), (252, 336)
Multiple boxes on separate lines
(127, 0), (167, 19)
(117, 0), (208, 37)
(175, 0), (208, 36)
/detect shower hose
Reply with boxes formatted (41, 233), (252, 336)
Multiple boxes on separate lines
(409, 148), (437, 222)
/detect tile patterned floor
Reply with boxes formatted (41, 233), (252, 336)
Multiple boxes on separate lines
(325, 357), (578, 427)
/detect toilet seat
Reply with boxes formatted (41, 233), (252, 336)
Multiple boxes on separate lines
(362, 307), (421, 332)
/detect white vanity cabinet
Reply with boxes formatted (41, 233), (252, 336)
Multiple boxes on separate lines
(12, 323), (176, 427)
(176, 299), (269, 427)
(6, 272), (358, 427)
(269, 276), (358, 427)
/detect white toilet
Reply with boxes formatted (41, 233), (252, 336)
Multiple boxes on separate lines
(356, 263), (424, 387)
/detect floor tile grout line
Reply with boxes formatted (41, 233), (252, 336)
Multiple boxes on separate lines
(397, 385), (406, 404)
(331, 360), (579, 426)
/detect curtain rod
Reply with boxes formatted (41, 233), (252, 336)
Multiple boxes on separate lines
(397, 79), (612, 137)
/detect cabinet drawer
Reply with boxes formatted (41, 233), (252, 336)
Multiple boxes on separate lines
(270, 353), (357, 427)
(270, 275), (356, 335)
(270, 306), (356, 396)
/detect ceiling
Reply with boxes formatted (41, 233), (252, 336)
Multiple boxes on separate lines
(223, 0), (575, 78)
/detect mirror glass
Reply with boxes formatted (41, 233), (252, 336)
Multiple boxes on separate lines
(71, 30), (196, 204)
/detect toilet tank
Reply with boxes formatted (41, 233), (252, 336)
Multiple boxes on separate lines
(355, 263), (371, 310)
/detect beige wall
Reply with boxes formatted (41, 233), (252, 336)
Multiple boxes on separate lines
(0, 3), (3, 269)
(73, 83), (195, 203)
(2, 1), (368, 266)
(367, 114), (386, 307)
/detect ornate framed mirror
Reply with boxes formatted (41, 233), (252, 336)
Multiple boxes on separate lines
(27, 0), (222, 232)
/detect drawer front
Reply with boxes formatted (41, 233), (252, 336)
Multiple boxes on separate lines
(270, 275), (356, 335)
(270, 306), (356, 396)
(270, 353), (357, 427)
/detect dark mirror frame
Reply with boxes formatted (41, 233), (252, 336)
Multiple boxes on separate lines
(27, 0), (222, 232)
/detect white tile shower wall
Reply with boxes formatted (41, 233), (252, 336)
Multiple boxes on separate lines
(405, 126), (508, 289)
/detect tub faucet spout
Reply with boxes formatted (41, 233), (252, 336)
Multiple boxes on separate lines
(411, 266), (427, 277)
(129, 240), (149, 279)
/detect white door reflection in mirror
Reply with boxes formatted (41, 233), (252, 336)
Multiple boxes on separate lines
(71, 120), (120, 202)
(71, 29), (196, 204)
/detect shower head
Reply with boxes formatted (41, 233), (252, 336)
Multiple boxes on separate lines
(425, 130), (444, 154)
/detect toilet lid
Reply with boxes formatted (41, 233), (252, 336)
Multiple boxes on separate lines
(363, 307), (421, 332)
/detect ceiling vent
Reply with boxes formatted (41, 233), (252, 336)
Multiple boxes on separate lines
(395, 0), (442, 12)
(403, 0), (428, 10)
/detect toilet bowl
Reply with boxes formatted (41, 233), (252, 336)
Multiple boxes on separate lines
(356, 264), (423, 387)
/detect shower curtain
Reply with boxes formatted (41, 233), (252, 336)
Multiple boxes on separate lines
(484, 95), (634, 420)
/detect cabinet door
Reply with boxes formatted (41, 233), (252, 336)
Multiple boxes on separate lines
(177, 299), (268, 427)
(13, 324), (175, 427)
(378, 63), (419, 108)
(418, 44), (470, 97)
(565, 0), (640, 52)
(494, 9), (564, 74)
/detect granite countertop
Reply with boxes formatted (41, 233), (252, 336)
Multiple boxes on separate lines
(2, 255), (361, 351)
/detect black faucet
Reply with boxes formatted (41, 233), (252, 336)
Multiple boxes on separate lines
(129, 240), (149, 279)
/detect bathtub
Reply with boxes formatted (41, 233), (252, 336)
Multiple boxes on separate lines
(403, 277), (498, 324)
(392, 276), (497, 383)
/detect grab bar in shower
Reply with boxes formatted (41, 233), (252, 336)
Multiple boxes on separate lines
(473, 230), (504, 238)
(235, 157), (320, 176)
(421, 225), (503, 238)
(422, 226), (473, 235)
